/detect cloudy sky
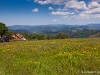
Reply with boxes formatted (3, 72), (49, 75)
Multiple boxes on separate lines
(0, 0), (100, 26)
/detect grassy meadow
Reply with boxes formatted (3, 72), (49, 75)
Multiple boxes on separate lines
(0, 38), (100, 75)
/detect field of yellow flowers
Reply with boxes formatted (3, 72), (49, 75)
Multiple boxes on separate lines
(0, 38), (100, 75)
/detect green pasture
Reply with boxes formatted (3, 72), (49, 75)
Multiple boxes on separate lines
(0, 38), (100, 75)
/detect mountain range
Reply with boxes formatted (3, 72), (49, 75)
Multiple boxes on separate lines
(8, 24), (100, 33)
(8, 24), (100, 38)
(8, 24), (100, 34)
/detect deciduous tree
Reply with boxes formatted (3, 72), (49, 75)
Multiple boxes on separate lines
(0, 22), (8, 36)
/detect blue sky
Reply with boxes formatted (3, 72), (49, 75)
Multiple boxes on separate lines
(0, 0), (100, 26)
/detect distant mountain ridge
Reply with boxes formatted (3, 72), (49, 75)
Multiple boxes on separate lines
(8, 24), (100, 34)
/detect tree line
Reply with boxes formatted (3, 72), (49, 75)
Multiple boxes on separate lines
(21, 32), (68, 40)
(0, 22), (68, 42)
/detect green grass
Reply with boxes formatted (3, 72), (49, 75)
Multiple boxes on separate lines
(0, 38), (100, 75)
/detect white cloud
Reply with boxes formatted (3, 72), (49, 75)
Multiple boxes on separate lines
(37, 1), (48, 5)
(34, 0), (100, 19)
(34, 0), (76, 5)
(79, 7), (100, 18)
(70, 12), (75, 14)
(77, 1), (100, 19)
(87, 7), (100, 14)
(79, 13), (100, 18)
(56, 8), (62, 11)
(51, 11), (71, 15)
(64, 0), (88, 10)
(93, 14), (100, 18)
(62, 14), (81, 20)
(51, 11), (75, 15)
(50, 0), (88, 20)
(32, 8), (39, 12)
(62, 1), (100, 19)
(79, 13), (90, 18)
(49, 7), (54, 10)
(88, 1), (100, 9)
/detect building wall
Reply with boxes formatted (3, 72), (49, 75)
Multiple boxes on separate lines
(12, 36), (21, 40)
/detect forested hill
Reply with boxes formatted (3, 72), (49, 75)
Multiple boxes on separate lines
(8, 24), (100, 38)
(8, 24), (100, 33)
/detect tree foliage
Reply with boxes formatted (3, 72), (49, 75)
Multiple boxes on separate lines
(21, 33), (47, 40)
(0, 22), (8, 36)
(21, 32), (68, 40)
(55, 32), (68, 39)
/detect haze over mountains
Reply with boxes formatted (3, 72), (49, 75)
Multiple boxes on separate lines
(8, 24), (100, 34)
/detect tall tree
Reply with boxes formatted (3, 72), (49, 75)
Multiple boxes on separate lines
(0, 22), (8, 36)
